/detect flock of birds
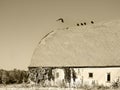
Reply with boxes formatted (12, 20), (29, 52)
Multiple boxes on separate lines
(56, 18), (94, 26)
(76, 21), (94, 26)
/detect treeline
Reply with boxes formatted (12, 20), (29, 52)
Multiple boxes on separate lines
(0, 69), (29, 85)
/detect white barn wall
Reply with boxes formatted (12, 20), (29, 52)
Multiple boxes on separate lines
(74, 68), (120, 86)
(51, 68), (120, 87)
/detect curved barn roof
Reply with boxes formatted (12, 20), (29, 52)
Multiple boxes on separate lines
(29, 20), (120, 67)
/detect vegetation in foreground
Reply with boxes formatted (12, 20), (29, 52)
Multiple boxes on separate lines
(0, 69), (29, 85)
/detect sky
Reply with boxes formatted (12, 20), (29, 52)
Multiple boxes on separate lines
(0, 0), (120, 70)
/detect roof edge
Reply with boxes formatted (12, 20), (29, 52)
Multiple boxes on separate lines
(28, 65), (120, 69)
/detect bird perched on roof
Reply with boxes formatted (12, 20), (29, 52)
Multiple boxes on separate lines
(91, 21), (94, 24)
(56, 18), (64, 23)
(84, 22), (86, 25)
(77, 23), (80, 26)
(81, 23), (83, 26)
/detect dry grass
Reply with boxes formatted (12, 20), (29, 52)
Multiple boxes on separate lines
(0, 87), (119, 90)
(0, 84), (120, 90)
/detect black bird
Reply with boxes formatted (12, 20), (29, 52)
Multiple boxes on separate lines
(84, 22), (86, 25)
(56, 18), (64, 23)
(77, 23), (80, 26)
(91, 21), (94, 24)
(81, 23), (83, 26)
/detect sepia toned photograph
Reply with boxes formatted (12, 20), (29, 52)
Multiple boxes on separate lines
(0, 0), (120, 90)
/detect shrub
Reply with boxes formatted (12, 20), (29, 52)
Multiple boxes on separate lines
(111, 79), (120, 89)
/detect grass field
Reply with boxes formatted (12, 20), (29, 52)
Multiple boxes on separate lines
(0, 87), (84, 90)
(0, 87), (120, 90)
(0, 84), (120, 90)
(0, 88), (120, 90)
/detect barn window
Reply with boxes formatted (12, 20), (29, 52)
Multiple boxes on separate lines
(89, 73), (93, 78)
(56, 72), (59, 78)
(107, 73), (111, 82)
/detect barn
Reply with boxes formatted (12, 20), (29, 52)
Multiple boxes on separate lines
(28, 20), (120, 87)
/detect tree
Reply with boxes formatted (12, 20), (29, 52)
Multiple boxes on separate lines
(1, 70), (9, 85)
(21, 70), (29, 83)
(47, 68), (54, 81)
(64, 68), (71, 84)
(72, 69), (77, 82)
(8, 70), (17, 84)
(64, 68), (77, 87)
(0, 69), (3, 84)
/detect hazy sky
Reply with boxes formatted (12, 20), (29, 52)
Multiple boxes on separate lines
(0, 0), (120, 70)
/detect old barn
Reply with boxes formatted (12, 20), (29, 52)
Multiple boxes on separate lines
(28, 20), (120, 87)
